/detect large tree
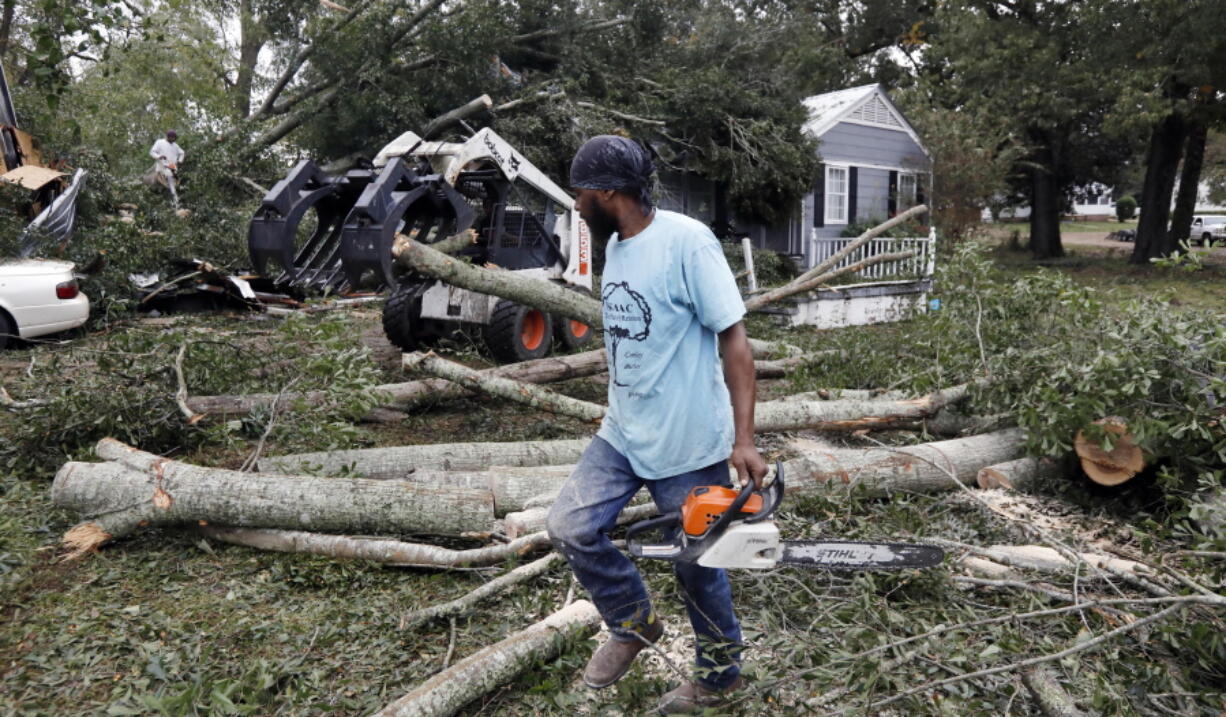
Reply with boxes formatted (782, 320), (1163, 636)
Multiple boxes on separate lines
(917, 0), (1133, 260)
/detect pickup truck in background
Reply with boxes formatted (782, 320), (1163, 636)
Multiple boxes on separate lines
(1190, 215), (1226, 246)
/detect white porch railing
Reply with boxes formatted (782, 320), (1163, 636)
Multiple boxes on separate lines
(809, 228), (936, 281)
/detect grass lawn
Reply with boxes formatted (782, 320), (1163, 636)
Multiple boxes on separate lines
(1, 245), (1222, 716)
(988, 219), (1137, 236)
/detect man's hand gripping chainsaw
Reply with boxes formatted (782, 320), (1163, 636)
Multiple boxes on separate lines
(627, 462), (945, 571)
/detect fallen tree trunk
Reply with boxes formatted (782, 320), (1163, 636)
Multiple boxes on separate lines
(259, 438), (591, 478)
(54, 439), (496, 556)
(187, 349), (609, 419)
(783, 428), (1026, 498)
(754, 383), (973, 433)
(393, 234), (603, 326)
(977, 457), (1063, 491)
(503, 500), (657, 539)
(744, 204), (928, 312)
(372, 600), (601, 717)
(201, 525), (552, 567)
(404, 352), (606, 423)
(404, 353), (977, 434)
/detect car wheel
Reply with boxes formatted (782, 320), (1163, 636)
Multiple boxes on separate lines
(1201, 232), (1212, 247)
(0, 311), (13, 350)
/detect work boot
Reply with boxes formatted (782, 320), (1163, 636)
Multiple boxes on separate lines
(582, 618), (664, 689)
(657, 676), (746, 715)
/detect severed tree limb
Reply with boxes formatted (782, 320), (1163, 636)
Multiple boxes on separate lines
(791, 204), (929, 288)
(54, 440), (496, 556)
(392, 235), (603, 326)
(504, 500), (657, 539)
(201, 525), (553, 568)
(403, 351), (606, 423)
(259, 438), (590, 479)
(372, 600), (601, 717)
(0, 384), (47, 410)
(1022, 666), (1091, 717)
(977, 457), (1064, 491)
(845, 603), (1186, 717)
(420, 95), (492, 140)
(172, 343), (205, 425)
(940, 542), (1171, 595)
(398, 552), (562, 630)
(186, 348), (608, 419)
(744, 249), (919, 312)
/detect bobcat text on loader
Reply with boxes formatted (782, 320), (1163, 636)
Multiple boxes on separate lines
(248, 127), (593, 363)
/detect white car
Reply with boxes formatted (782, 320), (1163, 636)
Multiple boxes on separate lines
(0, 258), (90, 348)
(1190, 215), (1226, 246)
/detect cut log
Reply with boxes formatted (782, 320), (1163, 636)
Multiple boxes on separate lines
(372, 600), (601, 717)
(54, 440), (496, 556)
(977, 457), (1063, 491)
(503, 500), (658, 539)
(1074, 418), (1144, 486)
(1023, 666), (1091, 717)
(260, 438), (591, 478)
(200, 526), (553, 567)
(783, 428), (1026, 498)
(403, 351), (606, 423)
(392, 235), (603, 326)
(753, 383), (973, 433)
(187, 349), (608, 419)
(403, 353), (977, 435)
(783, 388), (910, 402)
(380, 465), (576, 515)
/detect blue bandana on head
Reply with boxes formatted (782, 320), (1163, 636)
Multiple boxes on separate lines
(569, 135), (655, 214)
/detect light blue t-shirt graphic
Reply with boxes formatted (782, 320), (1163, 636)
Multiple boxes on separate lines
(596, 210), (746, 479)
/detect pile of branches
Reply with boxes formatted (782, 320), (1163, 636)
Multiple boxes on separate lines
(44, 209), (1226, 714)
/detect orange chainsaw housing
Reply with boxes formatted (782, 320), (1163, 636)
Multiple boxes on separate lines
(681, 486), (764, 536)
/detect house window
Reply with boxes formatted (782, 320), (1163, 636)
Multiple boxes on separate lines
(825, 165), (848, 224)
(898, 173), (917, 210)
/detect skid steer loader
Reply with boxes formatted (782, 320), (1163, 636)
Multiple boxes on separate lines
(249, 127), (594, 363)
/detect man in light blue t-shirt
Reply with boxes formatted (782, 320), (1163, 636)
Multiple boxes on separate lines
(546, 136), (768, 715)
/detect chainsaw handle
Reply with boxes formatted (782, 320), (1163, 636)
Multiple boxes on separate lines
(626, 512), (682, 558)
(744, 461), (784, 524)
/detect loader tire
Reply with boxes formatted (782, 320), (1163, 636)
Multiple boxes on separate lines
(484, 299), (553, 363)
(382, 281), (431, 352)
(553, 286), (595, 351)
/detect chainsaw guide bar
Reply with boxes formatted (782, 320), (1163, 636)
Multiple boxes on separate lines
(626, 462), (945, 572)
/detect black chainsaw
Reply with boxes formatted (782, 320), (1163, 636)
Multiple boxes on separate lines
(626, 462), (944, 571)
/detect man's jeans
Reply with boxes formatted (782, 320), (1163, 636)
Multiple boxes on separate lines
(546, 437), (742, 689)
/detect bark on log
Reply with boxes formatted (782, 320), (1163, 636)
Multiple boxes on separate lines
(201, 526), (553, 568)
(1023, 666), (1091, 717)
(977, 457), (1063, 491)
(403, 352), (605, 423)
(382, 465), (576, 514)
(420, 95), (492, 140)
(392, 235), (603, 326)
(753, 383), (972, 433)
(372, 600), (601, 717)
(54, 440), (496, 556)
(399, 552), (562, 630)
(783, 388), (909, 402)
(404, 352), (975, 434)
(504, 501), (657, 539)
(187, 349), (609, 419)
(964, 545), (1153, 582)
(783, 428), (1026, 498)
(260, 438), (591, 478)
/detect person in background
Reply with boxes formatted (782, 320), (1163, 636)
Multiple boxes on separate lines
(149, 130), (184, 207)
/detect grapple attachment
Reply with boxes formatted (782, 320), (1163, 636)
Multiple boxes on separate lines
(247, 159), (374, 291)
(339, 157), (475, 289)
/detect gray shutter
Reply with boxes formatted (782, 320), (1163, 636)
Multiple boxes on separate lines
(813, 165), (825, 228)
(848, 166), (858, 224)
